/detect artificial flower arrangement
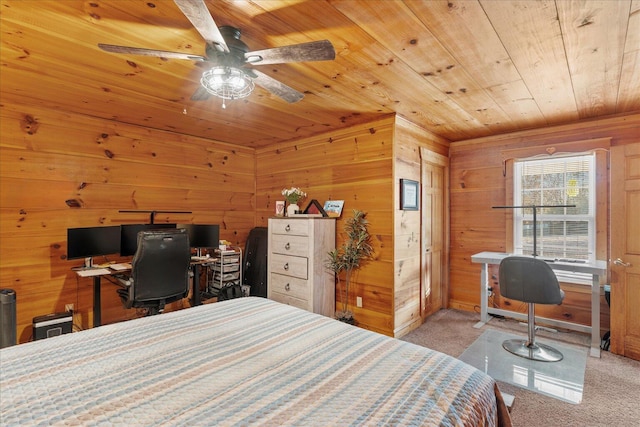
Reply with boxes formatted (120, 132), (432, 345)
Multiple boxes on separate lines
(281, 187), (307, 205)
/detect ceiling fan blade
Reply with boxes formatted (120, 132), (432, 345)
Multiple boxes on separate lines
(98, 43), (207, 61)
(174, 0), (229, 53)
(245, 40), (335, 65)
(250, 70), (304, 103)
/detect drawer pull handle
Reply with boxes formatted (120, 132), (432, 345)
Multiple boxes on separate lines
(283, 263), (289, 271)
(285, 283), (290, 291)
(285, 224), (291, 232)
(285, 242), (291, 250)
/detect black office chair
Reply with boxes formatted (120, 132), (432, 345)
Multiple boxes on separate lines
(499, 256), (565, 362)
(117, 229), (191, 316)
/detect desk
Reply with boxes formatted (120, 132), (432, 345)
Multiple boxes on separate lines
(471, 252), (607, 357)
(75, 261), (209, 327)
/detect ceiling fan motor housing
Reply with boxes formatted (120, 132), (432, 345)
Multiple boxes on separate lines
(205, 26), (249, 68)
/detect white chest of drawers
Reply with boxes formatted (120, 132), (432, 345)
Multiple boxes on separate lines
(267, 217), (336, 317)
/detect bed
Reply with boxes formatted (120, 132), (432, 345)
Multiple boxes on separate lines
(0, 297), (511, 426)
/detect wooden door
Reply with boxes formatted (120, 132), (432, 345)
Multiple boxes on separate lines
(420, 149), (449, 318)
(610, 142), (640, 360)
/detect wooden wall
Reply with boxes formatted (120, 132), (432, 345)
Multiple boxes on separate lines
(255, 116), (397, 335)
(5, 94), (632, 343)
(0, 101), (257, 343)
(255, 115), (450, 337)
(1, 101), (450, 341)
(392, 117), (449, 336)
(449, 112), (640, 334)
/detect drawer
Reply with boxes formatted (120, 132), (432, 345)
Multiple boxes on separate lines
(270, 253), (308, 279)
(270, 273), (309, 300)
(271, 234), (309, 257)
(270, 219), (309, 236)
(270, 291), (309, 311)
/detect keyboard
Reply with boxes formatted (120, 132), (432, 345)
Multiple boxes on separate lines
(110, 263), (131, 271)
(76, 268), (111, 277)
(541, 258), (587, 264)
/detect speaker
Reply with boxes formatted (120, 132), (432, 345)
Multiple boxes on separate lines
(0, 289), (17, 348)
(33, 312), (73, 341)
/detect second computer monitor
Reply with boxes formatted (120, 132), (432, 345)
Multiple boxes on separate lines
(177, 224), (220, 249)
(120, 223), (176, 257)
(67, 226), (121, 260)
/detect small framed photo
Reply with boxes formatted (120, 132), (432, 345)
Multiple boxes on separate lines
(275, 200), (285, 216)
(323, 200), (344, 218)
(400, 179), (419, 210)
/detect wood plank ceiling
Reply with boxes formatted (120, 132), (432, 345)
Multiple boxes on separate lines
(1, 0), (639, 148)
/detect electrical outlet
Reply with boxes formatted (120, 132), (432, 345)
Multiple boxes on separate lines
(65, 304), (74, 313)
(356, 296), (363, 308)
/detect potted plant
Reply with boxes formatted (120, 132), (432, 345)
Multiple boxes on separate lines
(325, 209), (374, 324)
(281, 187), (306, 216)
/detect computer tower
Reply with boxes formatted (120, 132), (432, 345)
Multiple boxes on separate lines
(33, 312), (73, 340)
(243, 227), (268, 297)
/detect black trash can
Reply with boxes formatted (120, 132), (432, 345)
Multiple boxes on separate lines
(0, 289), (17, 348)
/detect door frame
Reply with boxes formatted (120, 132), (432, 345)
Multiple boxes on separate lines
(610, 142), (640, 360)
(420, 148), (450, 318)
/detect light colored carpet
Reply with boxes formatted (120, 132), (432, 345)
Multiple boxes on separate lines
(401, 309), (640, 427)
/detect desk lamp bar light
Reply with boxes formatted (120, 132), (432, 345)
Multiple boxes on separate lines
(118, 210), (193, 224)
(492, 204), (576, 257)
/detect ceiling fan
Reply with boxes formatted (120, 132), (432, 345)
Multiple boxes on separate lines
(98, 0), (336, 106)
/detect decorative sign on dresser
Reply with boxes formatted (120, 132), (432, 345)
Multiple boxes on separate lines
(267, 217), (336, 317)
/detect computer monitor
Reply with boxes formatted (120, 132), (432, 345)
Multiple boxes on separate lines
(120, 223), (176, 257)
(177, 224), (220, 249)
(67, 226), (121, 261)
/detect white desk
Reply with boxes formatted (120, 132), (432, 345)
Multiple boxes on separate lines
(471, 252), (607, 357)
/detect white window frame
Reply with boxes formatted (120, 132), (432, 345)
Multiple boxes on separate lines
(513, 153), (596, 284)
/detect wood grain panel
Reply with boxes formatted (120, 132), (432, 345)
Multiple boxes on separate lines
(557, 0), (630, 118)
(0, 101), (257, 343)
(256, 116), (396, 335)
(480, 0), (580, 124)
(1, 0), (638, 149)
(393, 119), (450, 336)
(617, 0), (640, 111)
(331, 0), (514, 136)
(449, 113), (640, 335)
(405, 0), (546, 129)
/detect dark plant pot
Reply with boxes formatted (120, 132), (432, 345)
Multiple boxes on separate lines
(336, 315), (356, 325)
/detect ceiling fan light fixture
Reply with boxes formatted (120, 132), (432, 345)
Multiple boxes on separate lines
(201, 66), (254, 100)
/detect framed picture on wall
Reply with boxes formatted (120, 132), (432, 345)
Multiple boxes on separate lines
(400, 179), (419, 210)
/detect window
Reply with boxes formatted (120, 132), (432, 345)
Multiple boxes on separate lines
(513, 154), (595, 263)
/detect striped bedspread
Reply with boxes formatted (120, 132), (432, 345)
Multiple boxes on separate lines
(0, 297), (511, 426)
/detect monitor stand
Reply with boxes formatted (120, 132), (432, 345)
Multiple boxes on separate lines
(84, 257), (93, 269)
